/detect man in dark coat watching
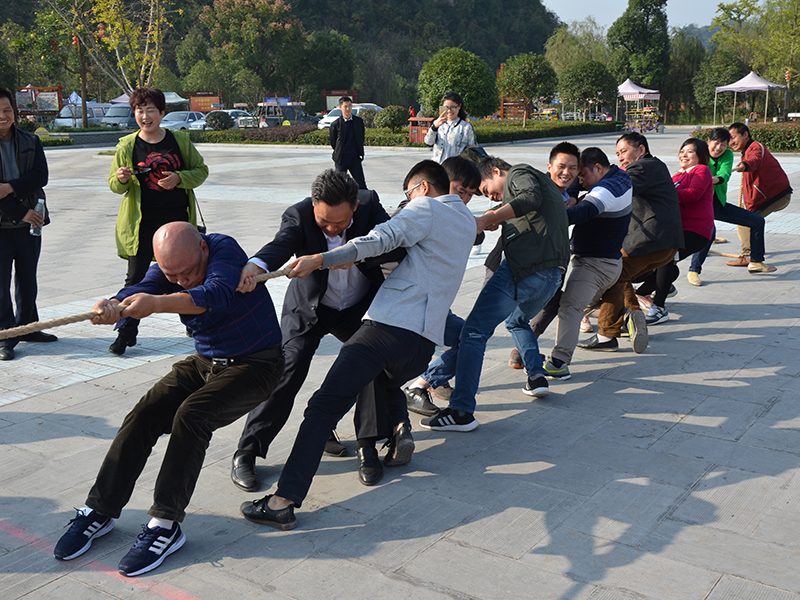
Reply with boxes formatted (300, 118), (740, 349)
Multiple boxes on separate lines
(329, 96), (367, 189)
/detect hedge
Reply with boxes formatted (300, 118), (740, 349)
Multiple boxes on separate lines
(295, 128), (423, 147)
(41, 137), (73, 147)
(694, 122), (800, 152)
(471, 119), (618, 143)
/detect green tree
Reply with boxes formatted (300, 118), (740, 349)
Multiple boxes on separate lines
(374, 105), (409, 132)
(753, 0), (800, 113)
(662, 27), (707, 112)
(692, 47), (748, 109)
(559, 59), (617, 119)
(711, 0), (761, 69)
(544, 17), (610, 78)
(0, 46), (15, 90)
(232, 67), (263, 108)
(417, 47), (498, 118)
(152, 66), (182, 94)
(183, 59), (224, 95)
(498, 53), (557, 127)
(301, 30), (354, 111)
(607, 0), (670, 89)
(175, 30), (209, 78)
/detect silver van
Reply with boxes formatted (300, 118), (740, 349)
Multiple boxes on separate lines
(101, 105), (138, 129)
(53, 103), (111, 128)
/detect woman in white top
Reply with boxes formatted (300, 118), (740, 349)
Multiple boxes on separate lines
(424, 91), (476, 163)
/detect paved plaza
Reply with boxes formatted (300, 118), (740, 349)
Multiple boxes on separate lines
(2, 127), (800, 599)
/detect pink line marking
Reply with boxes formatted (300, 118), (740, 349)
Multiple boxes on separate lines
(0, 520), (205, 600)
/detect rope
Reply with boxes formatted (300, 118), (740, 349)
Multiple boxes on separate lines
(0, 267), (293, 341)
(708, 249), (745, 259)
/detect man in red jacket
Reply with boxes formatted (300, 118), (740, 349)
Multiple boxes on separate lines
(726, 122), (792, 268)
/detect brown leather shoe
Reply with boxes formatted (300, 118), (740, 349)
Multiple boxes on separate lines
(726, 255), (750, 267)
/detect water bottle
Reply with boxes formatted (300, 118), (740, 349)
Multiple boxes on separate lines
(29, 199), (44, 237)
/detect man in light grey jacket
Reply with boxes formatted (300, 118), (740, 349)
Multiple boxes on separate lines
(239, 159), (477, 531)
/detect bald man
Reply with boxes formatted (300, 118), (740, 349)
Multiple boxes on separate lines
(53, 223), (283, 577)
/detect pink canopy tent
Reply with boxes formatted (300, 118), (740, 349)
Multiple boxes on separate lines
(713, 71), (787, 125)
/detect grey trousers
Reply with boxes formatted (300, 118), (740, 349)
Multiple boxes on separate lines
(552, 256), (622, 365)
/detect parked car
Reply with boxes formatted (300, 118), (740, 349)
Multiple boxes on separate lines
(254, 103), (319, 127)
(189, 109), (258, 130)
(161, 111), (206, 130)
(102, 105), (138, 129)
(53, 103), (111, 128)
(316, 103), (383, 129)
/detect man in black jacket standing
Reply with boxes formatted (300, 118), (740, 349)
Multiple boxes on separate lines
(232, 170), (391, 490)
(0, 87), (56, 361)
(329, 96), (367, 189)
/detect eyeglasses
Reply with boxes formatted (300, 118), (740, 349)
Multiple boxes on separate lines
(442, 105), (459, 112)
(403, 181), (424, 202)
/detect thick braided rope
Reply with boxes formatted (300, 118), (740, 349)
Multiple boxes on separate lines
(0, 267), (293, 341)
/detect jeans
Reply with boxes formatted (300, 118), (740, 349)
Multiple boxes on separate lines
(448, 262), (562, 414)
(86, 350), (284, 522)
(690, 200), (767, 272)
(418, 310), (465, 389)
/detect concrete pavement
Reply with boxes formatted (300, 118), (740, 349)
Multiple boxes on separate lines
(2, 127), (800, 599)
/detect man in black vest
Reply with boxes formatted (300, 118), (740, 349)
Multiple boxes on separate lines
(232, 170), (392, 490)
(0, 87), (56, 361)
(329, 96), (367, 189)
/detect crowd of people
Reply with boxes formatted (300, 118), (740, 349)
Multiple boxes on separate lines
(0, 86), (792, 577)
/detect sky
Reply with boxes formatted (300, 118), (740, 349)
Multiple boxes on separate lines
(541, 0), (720, 30)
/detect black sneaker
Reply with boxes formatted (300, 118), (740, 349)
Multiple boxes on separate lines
(109, 333), (136, 355)
(404, 386), (439, 416)
(240, 495), (298, 530)
(324, 430), (347, 457)
(117, 522), (185, 577)
(383, 423), (414, 466)
(54, 509), (115, 561)
(577, 335), (619, 352)
(420, 407), (478, 432)
(523, 375), (550, 398)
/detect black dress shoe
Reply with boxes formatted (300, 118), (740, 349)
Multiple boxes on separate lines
(324, 430), (347, 457)
(0, 347), (14, 361)
(357, 447), (383, 486)
(404, 386), (439, 416)
(20, 331), (58, 342)
(231, 453), (259, 492)
(384, 423), (414, 467)
(109, 333), (136, 355)
(240, 495), (297, 530)
(576, 335), (619, 352)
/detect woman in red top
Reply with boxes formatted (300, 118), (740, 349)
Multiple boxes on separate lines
(636, 138), (714, 324)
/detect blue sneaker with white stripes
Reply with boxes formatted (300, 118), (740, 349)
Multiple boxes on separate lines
(117, 522), (185, 577)
(419, 407), (478, 432)
(54, 509), (115, 560)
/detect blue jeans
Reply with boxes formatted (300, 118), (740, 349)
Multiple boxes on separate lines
(448, 262), (562, 414)
(690, 200), (766, 272)
(419, 310), (465, 389)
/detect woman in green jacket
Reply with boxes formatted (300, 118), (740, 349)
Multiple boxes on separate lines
(107, 87), (209, 354)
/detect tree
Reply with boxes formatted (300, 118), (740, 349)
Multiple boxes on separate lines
(175, 30), (209, 78)
(183, 60), (224, 95)
(152, 66), (182, 94)
(498, 53), (557, 127)
(692, 47), (748, 109)
(753, 0), (800, 113)
(301, 30), (354, 111)
(417, 47), (498, 118)
(544, 17), (610, 78)
(662, 27), (707, 112)
(607, 0), (670, 89)
(0, 46), (14, 90)
(710, 0), (761, 69)
(559, 60), (617, 119)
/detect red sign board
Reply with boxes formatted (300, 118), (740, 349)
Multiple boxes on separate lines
(190, 96), (221, 112)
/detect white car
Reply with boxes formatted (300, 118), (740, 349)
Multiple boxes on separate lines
(189, 109), (257, 130)
(161, 111), (205, 130)
(316, 103), (383, 129)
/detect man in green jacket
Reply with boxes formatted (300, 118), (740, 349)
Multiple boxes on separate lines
(421, 156), (570, 432)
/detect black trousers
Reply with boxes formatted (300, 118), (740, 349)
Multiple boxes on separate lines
(276, 321), (434, 507)
(334, 155), (367, 189)
(237, 299), (382, 457)
(86, 350), (284, 522)
(0, 227), (41, 349)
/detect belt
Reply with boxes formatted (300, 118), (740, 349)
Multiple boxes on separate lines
(209, 344), (282, 367)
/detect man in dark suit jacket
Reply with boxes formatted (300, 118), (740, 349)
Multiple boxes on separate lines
(231, 170), (390, 491)
(329, 96), (367, 189)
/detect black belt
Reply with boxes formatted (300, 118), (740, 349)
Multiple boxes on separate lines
(208, 344), (282, 367)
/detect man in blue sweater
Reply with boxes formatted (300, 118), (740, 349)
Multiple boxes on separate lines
(544, 148), (632, 380)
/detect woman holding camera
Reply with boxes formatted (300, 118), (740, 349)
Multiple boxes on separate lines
(424, 91), (476, 163)
(107, 87), (208, 355)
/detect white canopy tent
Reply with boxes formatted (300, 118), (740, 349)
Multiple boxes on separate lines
(714, 71), (787, 125)
(616, 79), (660, 120)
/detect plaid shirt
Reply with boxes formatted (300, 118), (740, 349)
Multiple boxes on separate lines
(115, 233), (281, 358)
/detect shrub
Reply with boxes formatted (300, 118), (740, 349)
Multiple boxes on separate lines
(17, 119), (38, 132)
(418, 47), (499, 118)
(40, 137), (73, 146)
(245, 124), (317, 143)
(374, 105), (409, 132)
(695, 122), (800, 152)
(205, 111), (234, 131)
(188, 129), (247, 143)
(359, 108), (377, 128)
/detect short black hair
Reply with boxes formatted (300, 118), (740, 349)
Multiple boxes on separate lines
(729, 122), (750, 137)
(338, 96), (352, 106)
(549, 141), (580, 163)
(442, 156), (481, 190)
(129, 87), (166, 113)
(477, 156), (512, 180)
(580, 147), (610, 170)
(617, 131), (650, 154)
(680, 138), (711, 166)
(0, 88), (18, 122)
(402, 160), (450, 198)
(311, 169), (359, 207)
(708, 127), (731, 143)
